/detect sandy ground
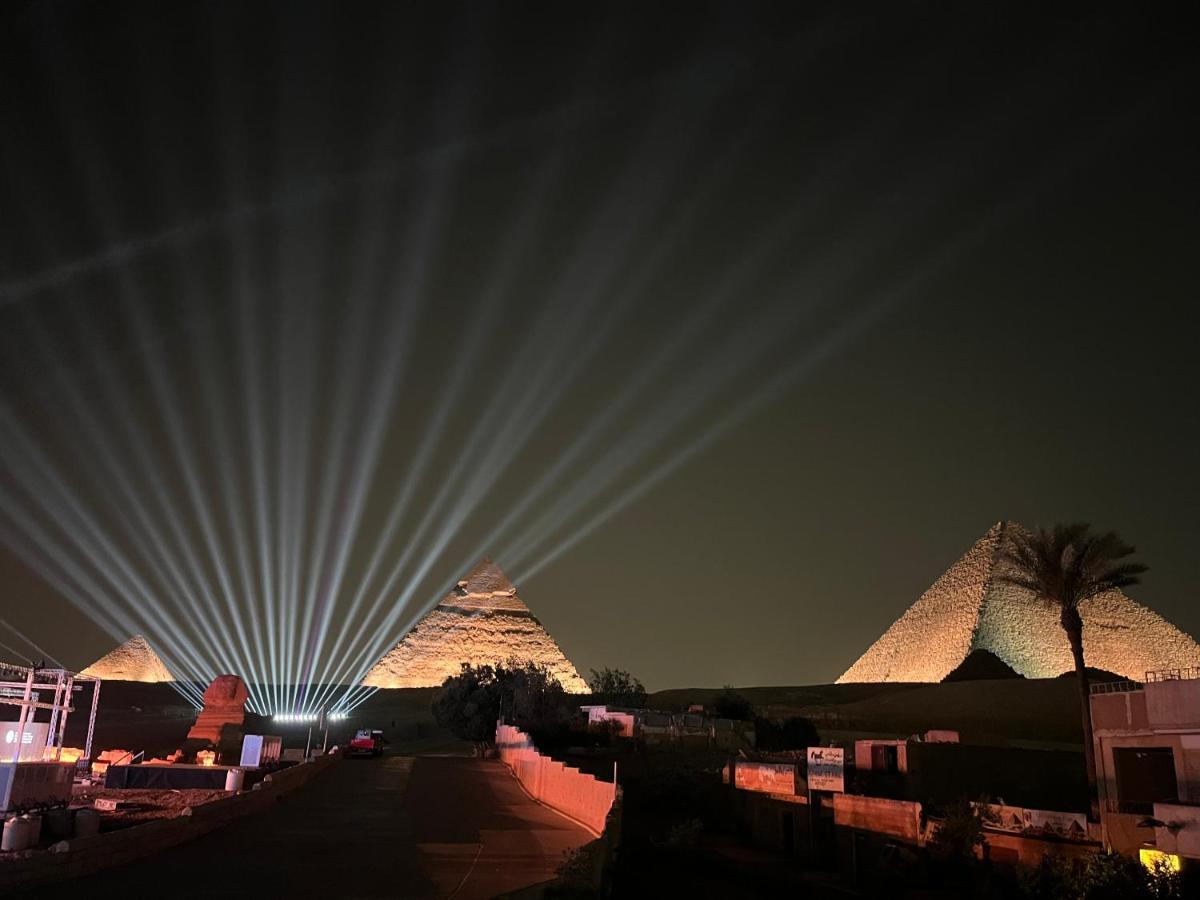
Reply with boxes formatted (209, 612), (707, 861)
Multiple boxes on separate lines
(71, 785), (230, 830)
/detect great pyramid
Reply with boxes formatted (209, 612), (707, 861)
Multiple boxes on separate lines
(838, 521), (1200, 683)
(362, 558), (590, 692)
(81, 634), (175, 682)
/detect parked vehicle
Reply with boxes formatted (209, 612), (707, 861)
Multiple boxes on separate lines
(348, 728), (384, 757)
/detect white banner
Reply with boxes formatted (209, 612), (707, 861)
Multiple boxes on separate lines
(1, 722), (50, 762)
(807, 746), (845, 792)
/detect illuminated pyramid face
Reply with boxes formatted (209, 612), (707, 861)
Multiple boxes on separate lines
(362, 558), (590, 692)
(81, 634), (175, 682)
(837, 522), (1200, 683)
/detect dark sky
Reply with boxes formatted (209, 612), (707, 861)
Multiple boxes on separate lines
(1, 2), (1196, 692)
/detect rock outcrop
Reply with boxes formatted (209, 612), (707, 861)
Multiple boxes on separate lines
(838, 521), (1200, 683)
(362, 558), (590, 692)
(80, 634), (175, 682)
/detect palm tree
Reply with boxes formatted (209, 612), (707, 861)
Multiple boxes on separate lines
(995, 523), (1147, 819)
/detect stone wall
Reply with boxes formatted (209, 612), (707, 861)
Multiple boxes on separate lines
(495, 722), (617, 835)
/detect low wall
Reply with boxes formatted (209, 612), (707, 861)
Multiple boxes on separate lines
(0, 754), (336, 892)
(496, 722), (616, 836)
(732, 760), (801, 796)
(983, 829), (1099, 866)
(833, 793), (923, 845)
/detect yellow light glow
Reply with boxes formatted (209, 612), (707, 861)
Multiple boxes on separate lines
(1140, 848), (1182, 874)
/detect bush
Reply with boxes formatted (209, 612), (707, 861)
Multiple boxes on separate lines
(928, 797), (984, 878)
(548, 841), (602, 898)
(929, 798), (984, 863)
(1017, 850), (1182, 900)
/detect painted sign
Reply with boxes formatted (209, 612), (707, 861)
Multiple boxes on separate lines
(1023, 808), (1088, 839)
(976, 803), (1088, 839)
(583, 706), (636, 737)
(977, 802), (1026, 834)
(807, 746), (845, 792)
(734, 761), (797, 795)
(0, 722), (50, 762)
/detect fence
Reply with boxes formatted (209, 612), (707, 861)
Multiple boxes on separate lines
(1146, 667), (1200, 684)
(495, 721), (617, 836)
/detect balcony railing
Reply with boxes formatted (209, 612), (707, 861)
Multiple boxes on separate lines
(1090, 680), (1143, 695)
(1105, 797), (1155, 816)
(1145, 667), (1200, 683)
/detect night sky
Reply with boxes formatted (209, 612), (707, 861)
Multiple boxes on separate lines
(1, 3), (1196, 691)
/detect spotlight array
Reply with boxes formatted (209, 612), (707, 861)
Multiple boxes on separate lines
(0, 9), (1106, 712)
(273, 712), (348, 724)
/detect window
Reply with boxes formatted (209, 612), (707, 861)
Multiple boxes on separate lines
(1112, 746), (1178, 815)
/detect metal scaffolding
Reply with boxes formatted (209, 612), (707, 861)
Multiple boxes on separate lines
(0, 659), (101, 765)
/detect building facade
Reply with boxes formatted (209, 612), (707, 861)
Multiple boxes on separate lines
(1090, 669), (1200, 873)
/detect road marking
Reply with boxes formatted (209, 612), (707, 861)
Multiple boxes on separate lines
(445, 843), (484, 899)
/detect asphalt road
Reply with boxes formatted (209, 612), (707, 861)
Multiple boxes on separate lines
(48, 754), (593, 899)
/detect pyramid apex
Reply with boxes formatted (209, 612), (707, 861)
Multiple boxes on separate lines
(81, 634), (174, 682)
(448, 557), (519, 599)
(363, 558), (589, 691)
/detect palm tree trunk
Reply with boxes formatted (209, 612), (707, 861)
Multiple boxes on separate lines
(1064, 614), (1099, 820)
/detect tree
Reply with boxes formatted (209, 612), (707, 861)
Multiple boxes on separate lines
(587, 667), (646, 707)
(506, 661), (573, 730)
(995, 523), (1147, 819)
(432, 661), (573, 751)
(711, 686), (755, 721)
(432, 663), (504, 749)
(928, 797), (984, 864)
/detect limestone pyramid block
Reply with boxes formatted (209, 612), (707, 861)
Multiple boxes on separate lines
(362, 558), (590, 692)
(837, 521), (1200, 683)
(81, 634), (175, 682)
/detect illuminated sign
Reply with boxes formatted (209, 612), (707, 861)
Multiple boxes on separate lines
(0, 722), (50, 762)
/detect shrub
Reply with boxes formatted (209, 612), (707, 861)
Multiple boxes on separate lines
(1017, 850), (1182, 900)
(928, 797), (984, 865)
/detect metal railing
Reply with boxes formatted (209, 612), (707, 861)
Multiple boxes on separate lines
(1145, 667), (1200, 683)
(1089, 680), (1143, 695)
(1105, 797), (1154, 816)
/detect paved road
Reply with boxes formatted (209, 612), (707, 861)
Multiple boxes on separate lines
(49, 754), (592, 899)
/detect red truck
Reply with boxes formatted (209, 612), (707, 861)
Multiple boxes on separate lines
(348, 728), (384, 757)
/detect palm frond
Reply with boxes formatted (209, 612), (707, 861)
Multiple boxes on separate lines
(997, 522), (1147, 611)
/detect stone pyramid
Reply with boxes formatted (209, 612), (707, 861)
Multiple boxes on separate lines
(837, 521), (1200, 683)
(362, 558), (590, 692)
(81, 634), (175, 682)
